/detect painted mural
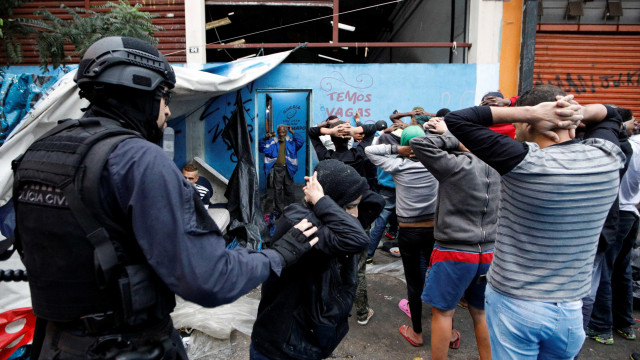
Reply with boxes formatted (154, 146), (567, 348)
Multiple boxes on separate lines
(175, 63), (486, 192)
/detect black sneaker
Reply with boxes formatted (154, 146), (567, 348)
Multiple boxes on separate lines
(616, 326), (636, 340)
(365, 257), (373, 265)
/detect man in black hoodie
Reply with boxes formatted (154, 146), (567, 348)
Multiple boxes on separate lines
(251, 159), (383, 360)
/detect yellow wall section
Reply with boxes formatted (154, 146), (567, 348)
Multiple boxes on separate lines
(500, 0), (523, 98)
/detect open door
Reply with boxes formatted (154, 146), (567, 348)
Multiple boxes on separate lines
(257, 90), (311, 191)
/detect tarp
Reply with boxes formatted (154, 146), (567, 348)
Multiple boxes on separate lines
(223, 91), (265, 249)
(0, 50), (292, 359)
(0, 74), (58, 146)
(0, 50), (293, 208)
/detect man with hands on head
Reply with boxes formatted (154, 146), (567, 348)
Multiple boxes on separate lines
(479, 91), (518, 138)
(308, 118), (386, 326)
(410, 117), (499, 360)
(444, 84), (626, 359)
(365, 125), (438, 347)
(365, 121), (407, 263)
(390, 107), (436, 127)
(251, 160), (382, 360)
(308, 116), (381, 177)
(259, 124), (304, 217)
(479, 91), (518, 108)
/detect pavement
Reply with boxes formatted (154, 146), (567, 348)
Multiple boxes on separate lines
(185, 247), (640, 359)
(233, 189), (640, 359)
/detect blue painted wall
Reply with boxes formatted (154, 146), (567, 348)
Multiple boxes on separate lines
(176, 63), (479, 193)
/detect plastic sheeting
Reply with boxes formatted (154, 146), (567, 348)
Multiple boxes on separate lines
(185, 331), (238, 360)
(0, 252), (30, 313)
(366, 260), (406, 283)
(0, 50), (293, 207)
(170, 296), (259, 339)
(222, 91), (265, 250)
(0, 73), (57, 146)
(169, 260), (406, 338)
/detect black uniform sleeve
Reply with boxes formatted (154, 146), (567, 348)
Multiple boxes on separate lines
(445, 106), (529, 175)
(107, 139), (281, 308)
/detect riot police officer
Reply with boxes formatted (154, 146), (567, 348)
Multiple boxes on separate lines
(12, 36), (317, 359)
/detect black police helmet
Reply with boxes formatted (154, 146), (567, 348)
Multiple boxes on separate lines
(74, 36), (176, 92)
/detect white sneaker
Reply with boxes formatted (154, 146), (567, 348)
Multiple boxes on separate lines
(357, 308), (374, 325)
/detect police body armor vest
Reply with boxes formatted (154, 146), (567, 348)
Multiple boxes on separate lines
(12, 118), (174, 326)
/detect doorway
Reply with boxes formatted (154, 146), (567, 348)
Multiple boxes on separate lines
(256, 90), (312, 194)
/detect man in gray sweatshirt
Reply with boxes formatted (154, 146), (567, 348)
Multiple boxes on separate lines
(410, 117), (499, 360)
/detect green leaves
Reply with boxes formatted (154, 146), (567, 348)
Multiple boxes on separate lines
(2, 0), (163, 71)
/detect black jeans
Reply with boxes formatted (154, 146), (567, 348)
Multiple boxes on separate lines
(398, 226), (435, 334)
(272, 165), (294, 214)
(589, 210), (639, 332)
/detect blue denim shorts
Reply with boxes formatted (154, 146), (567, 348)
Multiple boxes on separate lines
(421, 245), (492, 311)
(484, 285), (585, 360)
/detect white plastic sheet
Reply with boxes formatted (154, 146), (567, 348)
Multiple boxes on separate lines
(185, 331), (237, 360)
(169, 260), (408, 344)
(0, 252), (30, 313)
(366, 259), (406, 283)
(170, 295), (259, 339)
(0, 50), (293, 206)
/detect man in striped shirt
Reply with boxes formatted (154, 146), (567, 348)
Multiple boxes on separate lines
(444, 85), (626, 359)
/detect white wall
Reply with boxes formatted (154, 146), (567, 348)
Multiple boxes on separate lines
(185, 0), (207, 69)
(467, 0), (503, 64)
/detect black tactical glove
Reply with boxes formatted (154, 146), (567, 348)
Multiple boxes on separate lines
(271, 226), (314, 267)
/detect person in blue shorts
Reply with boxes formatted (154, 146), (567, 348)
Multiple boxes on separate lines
(410, 117), (500, 360)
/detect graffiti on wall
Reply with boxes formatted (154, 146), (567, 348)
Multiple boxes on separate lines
(534, 70), (640, 95)
(319, 72), (373, 120)
(204, 87), (255, 164)
(281, 104), (306, 132)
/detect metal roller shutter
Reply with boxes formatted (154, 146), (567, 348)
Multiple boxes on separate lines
(534, 32), (640, 115)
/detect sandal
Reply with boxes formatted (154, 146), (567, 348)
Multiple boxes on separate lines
(449, 328), (461, 349)
(399, 325), (423, 347)
(398, 299), (411, 318)
(457, 297), (468, 310)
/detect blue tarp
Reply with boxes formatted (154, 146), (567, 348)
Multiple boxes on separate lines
(0, 73), (58, 145)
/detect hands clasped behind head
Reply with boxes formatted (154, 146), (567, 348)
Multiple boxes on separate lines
(530, 94), (583, 141)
